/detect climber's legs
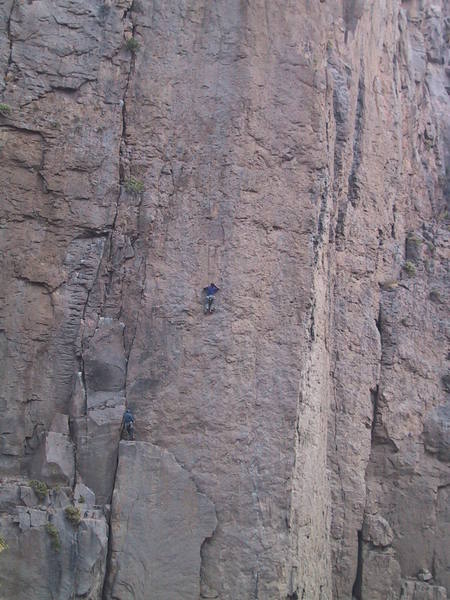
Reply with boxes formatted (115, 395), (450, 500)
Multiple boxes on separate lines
(126, 422), (134, 441)
(205, 295), (215, 314)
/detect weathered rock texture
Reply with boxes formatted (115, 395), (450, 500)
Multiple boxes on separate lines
(104, 441), (217, 600)
(0, 480), (108, 599)
(0, 1), (448, 599)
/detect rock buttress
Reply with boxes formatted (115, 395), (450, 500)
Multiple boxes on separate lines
(103, 441), (217, 600)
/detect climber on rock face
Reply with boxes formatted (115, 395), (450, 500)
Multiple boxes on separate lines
(203, 283), (219, 314)
(123, 408), (135, 441)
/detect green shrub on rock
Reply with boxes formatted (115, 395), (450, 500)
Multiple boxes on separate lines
(65, 505), (82, 526)
(0, 103), (11, 115)
(46, 523), (61, 551)
(126, 37), (140, 53)
(29, 480), (48, 501)
(403, 261), (416, 277)
(124, 176), (144, 194)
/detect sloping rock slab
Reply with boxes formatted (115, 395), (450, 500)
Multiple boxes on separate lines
(104, 441), (217, 600)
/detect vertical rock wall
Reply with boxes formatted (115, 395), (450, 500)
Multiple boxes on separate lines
(0, 1), (448, 599)
(326, 1), (449, 598)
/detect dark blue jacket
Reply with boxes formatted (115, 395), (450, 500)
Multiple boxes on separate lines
(124, 411), (134, 424)
(204, 284), (219, 296)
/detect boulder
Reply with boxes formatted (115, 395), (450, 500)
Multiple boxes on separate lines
(362, 514), (394, 547)
(39, 430), (75, 486)
(75, 515), (109, 598)
(418, 569), (433, 582)
(28, 413), (75, 486)
(72, 400), (124, 504)
(360, 548), (402, 600)
(104, 441), (217, 600)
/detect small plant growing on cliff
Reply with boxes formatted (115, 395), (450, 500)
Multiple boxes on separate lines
(0, 535), (8, 553)
(403, 261), (416, 277)
(29, 480), (48, 501)
(124, 176), (144, 194)
(46, 523), (61, 551)
(0, 103), (11, 116)
(64, 505), (82, 527)
(126, 37), (140, 53)
(78, 495), (85, 504)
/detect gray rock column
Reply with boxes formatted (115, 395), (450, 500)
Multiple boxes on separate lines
(104, 441), (217, 600)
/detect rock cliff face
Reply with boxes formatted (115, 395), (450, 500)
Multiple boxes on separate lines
(0, 1), (448, 599)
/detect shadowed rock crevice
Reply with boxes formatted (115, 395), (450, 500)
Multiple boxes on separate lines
(351, 530), (363, 599)
(3, 0), (16, 85)
(370, 386), (380, 442)
(347, 67), (365, 209)
(100, 441), (121, 600)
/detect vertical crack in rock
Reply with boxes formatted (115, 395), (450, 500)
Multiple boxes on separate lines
(99, 3), (140, 596)
(4, 0), (16, 84)
(69, 238), (108, 493)
(335, 64), (365, 244)
(314, 175), (330, 263)
(371, 305), (382, 443)
(350, 70), (365, 184)
(370, 385), (380, 442)
(328, 55), (351, 248)
(101, 446), (120, 600)
(351, 529), (363, 599)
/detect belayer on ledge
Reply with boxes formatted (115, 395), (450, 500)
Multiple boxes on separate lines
(122, 408), (135, 441)
(203, 282), (219, 314)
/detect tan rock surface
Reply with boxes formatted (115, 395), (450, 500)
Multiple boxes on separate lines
(0, 1), (448, 599)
